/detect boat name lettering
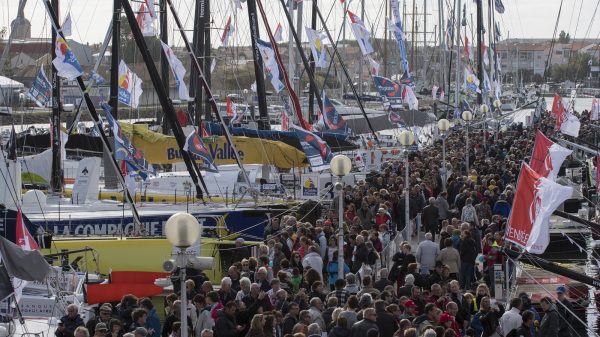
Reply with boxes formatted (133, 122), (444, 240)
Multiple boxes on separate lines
(167, 143), (244, 161)
(50, 218), (208, 236)
(507, 227), (529, 244)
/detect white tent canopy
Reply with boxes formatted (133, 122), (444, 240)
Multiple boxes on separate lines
(0, 76), (24, 89)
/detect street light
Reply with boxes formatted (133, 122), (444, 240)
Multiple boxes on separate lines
(165, 212), (201, 337)
(462, 110), (473, 176)
(479, 104), (489, 147)
(493, 100), (502, 141)
(330, 154), (351, 280)
(398, 130), (414, 241)
(437, 119), (450, 191)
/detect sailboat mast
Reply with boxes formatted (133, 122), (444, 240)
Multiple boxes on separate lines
(476, 0), (483, 104)
(109, 0), (121, 118)
(160, 0), (170, 134)
(246, 0), (270, 130)
(383, 0), (388, 78)
(308, 0), (317, 123)
(50, 0), (62, 195)
(454, 0), (462, 107)
(121, 0), (206, 199)
(358, 0), (364, 95)
(203, 0), (212, 122)
(188, 0), (204, 127)
(294, 1), (304, 97)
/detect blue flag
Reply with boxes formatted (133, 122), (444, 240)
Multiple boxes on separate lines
(390, 0), (413, 86)
(101, 103), (154, 177)
(321, 92), (349, 135)
(27, 66), (52, 108)
(290, 125), (332, 171)
(373, 76), (402, 99)
(183, 130), (219, 173)
(494, 0), (505, 14)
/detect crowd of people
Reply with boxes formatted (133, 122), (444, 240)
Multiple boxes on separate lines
(57, 107), (595, 337)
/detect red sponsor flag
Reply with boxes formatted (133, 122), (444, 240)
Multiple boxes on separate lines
(529, 131), (572, 180)
(15, 209), (39, 251)
(505, 164), (572, 254)
(551, 93), (566, 130)
(226, 97), (234, 117)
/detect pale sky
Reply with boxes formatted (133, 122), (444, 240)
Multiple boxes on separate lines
(1, 0), (599, 48)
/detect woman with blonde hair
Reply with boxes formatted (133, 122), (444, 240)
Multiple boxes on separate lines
(246, 314), (266, 337)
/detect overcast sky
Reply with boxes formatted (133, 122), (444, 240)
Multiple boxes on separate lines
(1, 0), (599, 48)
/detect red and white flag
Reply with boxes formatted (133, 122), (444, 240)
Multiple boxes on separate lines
(15, 209), (39, 251)
(552, 93), (580, 137)
(221, 16), (234, 47)
(347, 10), (374, 55)
(226, 97), (235, 118)
(591, 97), (598, 121)
(281, 111), (289, 131)
(402, 85), (418, 110)
(529, 131), (572, 181)
(505, 163), (572, 254)
(367, 56), (380, 75)
(464, 35), (473, 63)
(431, 85), (439, 100)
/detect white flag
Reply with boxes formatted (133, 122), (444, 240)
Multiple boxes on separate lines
(274, 23), (284, 42)
(305, 27), (328, 68)
(211, 58), (217, 73)
(591, 97), (598, 121)
(348, 11), (374, 55)
(402, 85), (418, 110)
(160, 41), (190, 101)
(117, 60), (143, 108)
(52, 36), (83, 80)
(431, 85), (439, 100)
(62, 12), (72, 37)
(560, 111), (580, 138)
(367, 56), (380, 75)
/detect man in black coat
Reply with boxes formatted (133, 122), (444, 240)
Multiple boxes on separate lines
(214, 301), (245, 337)
(374, 300), (397, 337)
(350, 308), (378, 337)
(421, 197), (440, 241)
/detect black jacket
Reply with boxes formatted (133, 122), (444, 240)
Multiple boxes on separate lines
(375, 310), (397, 337)
(556, 299), (574, 337)
(539, 307), (560, 337)
(282, 314), (298, 335)
(514, 324), (533, 337)
(459, 238), (478, 264)
(215, 312), (239, 337)
(329, 326), (351, 337)
(421, 204), (439, 227)
(349, 319), (378, 337)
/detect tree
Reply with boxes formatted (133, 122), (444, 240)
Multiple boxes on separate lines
(550, 52), (592, 82)
(558, 30), (571, 44)
(119, 14), (161, 64)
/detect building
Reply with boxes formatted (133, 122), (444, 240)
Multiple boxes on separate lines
(495, 38), (600, 77)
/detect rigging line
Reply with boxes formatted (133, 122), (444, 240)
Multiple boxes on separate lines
(506, 254), (599, 337)
(543, 0), (564, 83)
(20, 160), (50, 228)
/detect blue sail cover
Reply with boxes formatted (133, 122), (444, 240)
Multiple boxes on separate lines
(390, 0), (413, 86)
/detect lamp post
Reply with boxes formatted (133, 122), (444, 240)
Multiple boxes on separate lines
(330, 155), (351, 280)
(493, 99), (502, 141)
(398, 130), (414, 241)
(165, 212), (202, 337)
(437, 119), (450, 191)
(479, 104), (489, 148)
(462, 110), (473, 175)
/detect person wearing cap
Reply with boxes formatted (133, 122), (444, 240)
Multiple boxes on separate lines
(87, 305), (113, 336)
(439, 312), (454, 331)
(555, 286), (574, 337)
(93, 323), (109, 337)
(399, 300), (416, 320)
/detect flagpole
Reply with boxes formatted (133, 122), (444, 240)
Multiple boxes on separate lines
(476, 0), (484, 105)
(454, 0), (462, 109)
(246, 0), (271, 130)
(308, 0), (318, 123)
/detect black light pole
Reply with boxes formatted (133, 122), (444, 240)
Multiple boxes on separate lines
(246, 0), (270, 130)
(50, 0), (62, 194)
(160, 0), (170, 134)
(307, 0), (318, 123)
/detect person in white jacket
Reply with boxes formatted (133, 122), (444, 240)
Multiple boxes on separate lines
(302, 245), (324, 280)
(500, 297), (523, 337)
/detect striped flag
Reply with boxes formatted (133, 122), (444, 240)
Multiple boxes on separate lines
(221, 16), (234, 47)
(347, 11), (374, 55)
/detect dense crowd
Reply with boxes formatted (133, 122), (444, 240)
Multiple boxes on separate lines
(57, 107), (597, 337)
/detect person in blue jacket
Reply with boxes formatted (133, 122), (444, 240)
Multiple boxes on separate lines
(327, 251), (350, 289)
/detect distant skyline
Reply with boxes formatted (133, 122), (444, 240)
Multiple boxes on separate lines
(1, 0), (599, 48)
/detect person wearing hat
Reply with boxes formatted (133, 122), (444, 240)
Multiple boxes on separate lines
(439, 312), (454, 330)
(555, 285), (574, 337)
(399, 299), (416, 320)
(93, 323), (109, 337)
(87, 305), (113, 336)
